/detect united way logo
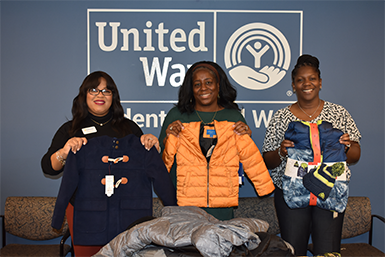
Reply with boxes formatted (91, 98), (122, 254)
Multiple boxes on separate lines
(224, 22), (291, 90)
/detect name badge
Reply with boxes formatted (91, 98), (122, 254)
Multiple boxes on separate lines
(203, 125), (217, 138)
(82, 126), (97, 135)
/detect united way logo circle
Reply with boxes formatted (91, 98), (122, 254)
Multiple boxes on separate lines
(224, 22), (291, 90)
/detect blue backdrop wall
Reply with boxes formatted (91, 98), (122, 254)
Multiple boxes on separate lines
(1, 0), (384, 254)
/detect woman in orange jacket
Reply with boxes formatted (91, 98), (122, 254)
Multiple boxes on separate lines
(159, 61), (274, 220)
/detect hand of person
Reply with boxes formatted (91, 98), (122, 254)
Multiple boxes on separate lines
(339, 133), (360, 164)
(63, 137), (88, 156)
(167, 120), (184, 137)
(51, 137), (87, 171)
(279, 139), (295, 157)
(233, 121), (251, 136)
(164, 120), (184, 146)
(263, 139), (294, 170)
(141, 134), (160, 152)
(339, 133), (351, 147)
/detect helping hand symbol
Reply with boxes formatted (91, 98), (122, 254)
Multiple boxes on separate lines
(229, 65), (286, 90)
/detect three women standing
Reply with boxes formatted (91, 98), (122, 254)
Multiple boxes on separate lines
(43, 56), (360, 256)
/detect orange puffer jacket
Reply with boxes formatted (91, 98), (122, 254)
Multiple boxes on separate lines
(162, 120), (274, 208)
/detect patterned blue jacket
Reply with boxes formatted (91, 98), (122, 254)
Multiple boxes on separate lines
(282, 121), (349, 213)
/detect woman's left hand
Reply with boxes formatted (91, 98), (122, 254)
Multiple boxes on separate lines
(339, 133), (351, 147)
(141, 134), (160, 152)
(233, 121), (252, 136)
(340, 133), (361, 165)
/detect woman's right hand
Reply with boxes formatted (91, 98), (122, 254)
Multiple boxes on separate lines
(263, 139), (294, 170)
(63, 137), (88, 156)
(163, 120), (184, 145)
(278, 139), (295, 157)
(51, 137), (87, 171)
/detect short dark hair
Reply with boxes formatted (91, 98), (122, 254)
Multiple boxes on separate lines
(69, 71), (131, 136)
(176, 61), (239, 114)
(291, 54), (321, 82)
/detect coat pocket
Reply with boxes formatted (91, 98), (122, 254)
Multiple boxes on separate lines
(74, 199), (107, 233)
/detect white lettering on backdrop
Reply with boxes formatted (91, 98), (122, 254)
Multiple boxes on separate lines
(96, 21), (208, 52)
(125, 108), (273, 129)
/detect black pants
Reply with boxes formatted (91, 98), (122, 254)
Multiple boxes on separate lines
(274, 187), (345, 256)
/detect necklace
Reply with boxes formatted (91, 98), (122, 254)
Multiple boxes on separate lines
(297, 100), (321, 118)
(195, 108), (218, 125)
(90, 117), (112, 126)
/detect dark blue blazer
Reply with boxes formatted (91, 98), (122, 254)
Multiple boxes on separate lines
(51, 135), (177, 245)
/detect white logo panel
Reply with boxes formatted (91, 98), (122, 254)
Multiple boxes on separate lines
(224, 22), (291, 90)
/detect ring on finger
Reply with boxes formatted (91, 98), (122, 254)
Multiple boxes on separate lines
(170, 126), (173, 130)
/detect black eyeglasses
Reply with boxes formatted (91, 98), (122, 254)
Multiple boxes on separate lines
(88, 88), (113, 96)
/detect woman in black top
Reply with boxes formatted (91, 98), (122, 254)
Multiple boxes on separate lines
(41, 71), (159, 176)
(41, 71), (161, 256)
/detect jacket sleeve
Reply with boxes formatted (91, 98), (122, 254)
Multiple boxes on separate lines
(146, 147), (177, 206)
(236, 134), (275, 196)
(51, 151), (80, 230)
(162, 134), (179, 172)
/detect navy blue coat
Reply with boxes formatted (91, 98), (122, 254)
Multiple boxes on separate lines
(51, 135), (177, 245)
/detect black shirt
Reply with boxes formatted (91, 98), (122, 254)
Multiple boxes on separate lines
(41, 113), (143, 176)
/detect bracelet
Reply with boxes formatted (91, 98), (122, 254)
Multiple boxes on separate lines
(56, 151), (66, 166)
(345, 144), (351, 154)
(278, 146), (288, 161)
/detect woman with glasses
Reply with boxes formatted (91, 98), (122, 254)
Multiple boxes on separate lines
(41, 71), (159, 175)
(41, 71), (163, 256)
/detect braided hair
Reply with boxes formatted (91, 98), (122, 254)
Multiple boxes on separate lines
(291, 54), (321, 82)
